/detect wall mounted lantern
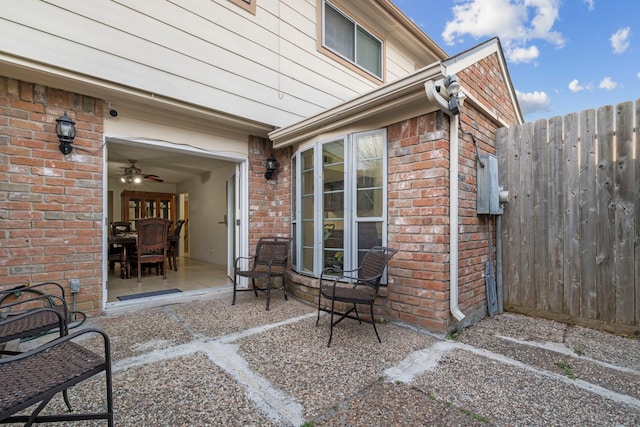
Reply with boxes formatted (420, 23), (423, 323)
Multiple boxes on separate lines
(265, 155), (277, 180)
(55, 112), (77, 154)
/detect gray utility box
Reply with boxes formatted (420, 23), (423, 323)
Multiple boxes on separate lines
(476, 154), (503, 215)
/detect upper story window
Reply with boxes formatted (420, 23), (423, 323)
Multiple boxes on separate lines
(228, 0), (256, 15)
(322, 1), (383, 80)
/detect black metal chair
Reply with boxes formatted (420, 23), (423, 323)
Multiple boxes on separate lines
(0, 309), (113, 426)
(232, 237), (291, 310)
(0, 282), (74, 355)
(316, 246), (398, 347)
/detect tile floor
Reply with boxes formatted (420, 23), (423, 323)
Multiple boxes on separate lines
(106, 257), (233, 303)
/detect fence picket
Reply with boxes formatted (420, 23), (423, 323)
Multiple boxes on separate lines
(548, 116), (565, 314)
(520, 122), (535, 308)
(614, 101), (635, 324)
(533, 119), (549, 311)
(636, 100), (640, 325)
(564, 112), (581, 317)
(579, 109), (597, 319)
(596, 105), (616, 324)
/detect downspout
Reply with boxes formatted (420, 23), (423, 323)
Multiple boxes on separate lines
(425, 80), (466, 321)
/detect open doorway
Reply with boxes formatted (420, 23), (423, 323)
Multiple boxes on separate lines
(104, 139), (246, 304)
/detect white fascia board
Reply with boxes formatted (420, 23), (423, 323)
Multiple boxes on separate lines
(269, 62), (444, 148)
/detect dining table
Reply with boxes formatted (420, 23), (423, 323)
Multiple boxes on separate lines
(108, 232), (137, 279)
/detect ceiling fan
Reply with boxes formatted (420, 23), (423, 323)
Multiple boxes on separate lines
(120, 159), (164, 183)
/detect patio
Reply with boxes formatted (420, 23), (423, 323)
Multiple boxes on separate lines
(16, 288), (640, 426)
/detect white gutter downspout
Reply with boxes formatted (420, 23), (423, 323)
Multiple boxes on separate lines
(425, 80), (466, 321)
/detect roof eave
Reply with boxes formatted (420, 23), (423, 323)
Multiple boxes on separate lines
(269, 62), (444, 148)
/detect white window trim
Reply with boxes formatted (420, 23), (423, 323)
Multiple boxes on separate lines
(291, 129), (387, 278)
(321, 0), (384, 81)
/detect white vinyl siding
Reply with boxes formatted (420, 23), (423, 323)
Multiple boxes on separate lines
(0, 0), (439, 128)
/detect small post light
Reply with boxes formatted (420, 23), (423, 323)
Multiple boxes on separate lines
(265, 155), (277, 180)
(55, 112), (77, 154)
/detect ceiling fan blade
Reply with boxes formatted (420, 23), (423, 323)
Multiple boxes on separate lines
(144, 175), (164, 182)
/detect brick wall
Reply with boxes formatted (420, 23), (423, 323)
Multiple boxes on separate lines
(247, 136), (291, 252)
(458, 52), (520, 126)
(0, 77), (104, 314)
(384, 54), (516, 332)
(386, 111), (453, 331)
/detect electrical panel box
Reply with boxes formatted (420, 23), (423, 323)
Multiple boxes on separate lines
(476, 154), (503, 215)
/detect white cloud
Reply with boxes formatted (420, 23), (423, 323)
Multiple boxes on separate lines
(516, 89), (550, 115)
(637, 72), (640, 80)
(610, 27), (631, 54)
(568, 79), (592, 92)
(442, 0), (564, 63)
(599, 77), (618, 90)
(508, 45), (540, 63)
(583, 0), (594, 11)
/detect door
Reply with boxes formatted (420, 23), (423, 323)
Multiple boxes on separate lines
(227, 171), (238, 278)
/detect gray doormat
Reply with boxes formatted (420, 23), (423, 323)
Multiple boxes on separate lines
(117, 288), (182, 301)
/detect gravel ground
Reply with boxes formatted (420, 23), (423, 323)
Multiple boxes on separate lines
(7, 291), (640, 426)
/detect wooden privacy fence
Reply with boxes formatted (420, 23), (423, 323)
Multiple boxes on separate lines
(497, 99), (639, 335)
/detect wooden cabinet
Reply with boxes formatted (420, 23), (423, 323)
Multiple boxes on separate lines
(121, 190), (175, 226)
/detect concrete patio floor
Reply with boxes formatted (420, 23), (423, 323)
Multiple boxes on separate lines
(22, 288), (640, 426)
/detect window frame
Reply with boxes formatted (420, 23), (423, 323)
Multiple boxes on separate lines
(291, 129), (388, 279)
(228, 0), (256, 15)
(319, 0), (384, 82)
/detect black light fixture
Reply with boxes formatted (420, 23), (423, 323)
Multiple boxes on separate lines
(265, 154), (277, 180)
(55, 112), (77, 154)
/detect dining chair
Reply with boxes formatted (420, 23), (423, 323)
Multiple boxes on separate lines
(108, 221), (132, 272)
(129, 218), (170, 283)
(167, 219), (186, 271)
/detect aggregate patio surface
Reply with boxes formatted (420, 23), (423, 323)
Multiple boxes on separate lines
(15, 288), (640, 426)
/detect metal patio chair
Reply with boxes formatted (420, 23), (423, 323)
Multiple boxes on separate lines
(316, 246), (398, 347)
(0, 282), (76, 355)
(0, 309), (114, 426)
(232, 237), (291, 311)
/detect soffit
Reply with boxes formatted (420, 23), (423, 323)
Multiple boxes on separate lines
(269, 62), (444, 148)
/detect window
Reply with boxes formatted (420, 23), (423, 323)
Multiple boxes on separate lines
(322, 1), (383, 79)
(228, 0), (256, 14)
(291, 129), (387, 277)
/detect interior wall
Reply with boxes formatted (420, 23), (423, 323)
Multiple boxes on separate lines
(178, 163), (235, 266)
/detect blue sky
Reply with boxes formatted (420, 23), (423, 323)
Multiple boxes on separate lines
(394, 0), (639, 122)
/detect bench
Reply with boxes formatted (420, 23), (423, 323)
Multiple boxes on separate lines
(0, 309), (113, 426)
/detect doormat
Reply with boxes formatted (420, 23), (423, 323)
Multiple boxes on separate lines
(117, 288), (182, 301)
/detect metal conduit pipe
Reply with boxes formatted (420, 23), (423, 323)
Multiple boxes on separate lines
(425, 80), (466, 321)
